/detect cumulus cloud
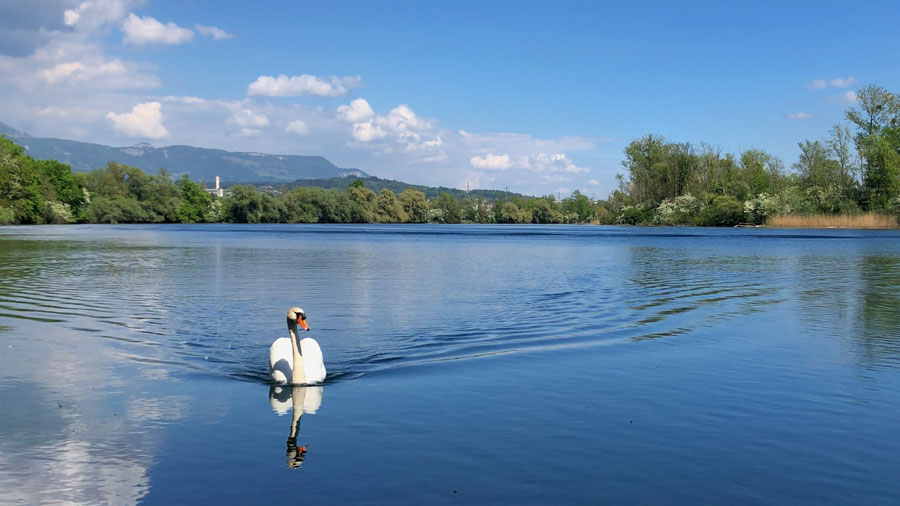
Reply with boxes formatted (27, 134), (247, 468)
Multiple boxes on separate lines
(587, 179), (600, 186)
(285, 119), (309, 135)
(247, 74), (363, 97)
(347, 104), (436, 146)
(787, 112), (815, 120)
(527, 153), (589, 174)
(808, 76), (856, 90)
(230, 108), (268, 127)
(337, 98), (374, 122)
(35, 58), (158, 89)
(194, 24), (233, 40)
(64, 0), (135, 31)
(106, 101), (168, 138)
(470, 153), (511, 170)
(224, 108), (268, 137)
(121, 13), (194, 45)
(351, 120), (386, 142)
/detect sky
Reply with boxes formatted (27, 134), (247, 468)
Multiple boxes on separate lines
(1, 0), (899, 197)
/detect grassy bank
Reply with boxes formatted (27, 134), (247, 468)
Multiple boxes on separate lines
(767, 213), (900, 229)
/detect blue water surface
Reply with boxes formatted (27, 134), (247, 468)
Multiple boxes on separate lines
(0, 224), (898, 505)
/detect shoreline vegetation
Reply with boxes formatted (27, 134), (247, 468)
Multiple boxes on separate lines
(2, 84), (899, 229)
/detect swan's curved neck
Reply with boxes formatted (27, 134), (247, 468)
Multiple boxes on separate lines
(288, 322), (307, 385)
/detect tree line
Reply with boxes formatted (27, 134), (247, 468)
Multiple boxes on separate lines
(604, 83), (900, 226)
(0, 136), (597, 225)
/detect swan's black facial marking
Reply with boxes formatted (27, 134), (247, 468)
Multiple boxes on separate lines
(297, 312), (306, 322)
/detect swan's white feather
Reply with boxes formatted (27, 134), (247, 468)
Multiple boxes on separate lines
(268, 336), (327, 385)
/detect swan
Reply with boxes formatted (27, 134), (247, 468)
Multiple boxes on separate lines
(269, 307), (326, 385)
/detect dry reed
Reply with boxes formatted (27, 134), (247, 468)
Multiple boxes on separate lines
(766, 213), (900, 229)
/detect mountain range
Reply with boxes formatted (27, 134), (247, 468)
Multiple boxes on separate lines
(0, 120), (367, 183)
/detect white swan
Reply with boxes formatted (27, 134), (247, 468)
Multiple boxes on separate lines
(269, 307), (326, 385)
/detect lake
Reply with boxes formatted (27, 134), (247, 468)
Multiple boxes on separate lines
(1, 224), (899, 505)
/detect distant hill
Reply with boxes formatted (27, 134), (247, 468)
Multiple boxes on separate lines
(0, 120), (367, 183)
(236, 176), (526, 201)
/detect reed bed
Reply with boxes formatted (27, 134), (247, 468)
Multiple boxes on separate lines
(767, 213), (900, 229)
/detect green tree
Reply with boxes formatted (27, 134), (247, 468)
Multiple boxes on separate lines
(696, 196), (744, 226)
(347, 183), (377, 222)
(376, 189), (407, 222)
(399, 189), (428, 223)
(430, 192), (461, 223)
(176, 175), (212, 223)
(561, 191), (593, 222)
(0, 135), (46, 224)
(34, 159), (86, 221)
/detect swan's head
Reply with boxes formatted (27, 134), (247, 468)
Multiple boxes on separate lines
(287, 307), (310, 331)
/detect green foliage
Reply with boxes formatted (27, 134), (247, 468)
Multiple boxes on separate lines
(617, 206), (653, 225)
(81, 162), (183, 223)
(224, 185), (285, 223)
(498, 202), (531, 223)
(0, 206), (14, 225)
(697, 196), (744, 227)
(461, 195), (494, 223)
(85, 195), (148, 224)
(34, 159), (86, 220)
(176, 175), (213, 223)
(376, 189), (407, 223)
(561, 191), (593, 222)
(430, 192), (462, 223)
(399, 189), (428, 223)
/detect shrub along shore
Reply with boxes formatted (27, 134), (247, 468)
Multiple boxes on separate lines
(2, 84), (899, 228)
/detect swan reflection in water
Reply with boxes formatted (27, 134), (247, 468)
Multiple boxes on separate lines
(268, 385), (323, 469)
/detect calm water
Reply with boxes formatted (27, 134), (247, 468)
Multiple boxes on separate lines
(1, 224), (899, 505)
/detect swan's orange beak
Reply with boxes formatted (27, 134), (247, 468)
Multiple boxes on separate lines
(298, 318), (310, 331)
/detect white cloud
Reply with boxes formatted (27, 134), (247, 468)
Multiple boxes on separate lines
(285, 119), (309, 135)
(587, 179), (600, 186)
(194, 24), (233, 40)
(787, 112), (815, 120)
(470, 153), (512, 170)
(64, 0), (135, 31)
(807, 79), (827, 90)
(247, 74), (363, 97)
(106, 101), (168, 139)
(828, 90), (859, 105)
(230, 108), (269, 128)
(35, 58), (158, 89)
(527, 153), (589, 174)
(121, 13), (194, 45)
(161, 95), (207, 104)
(351, 120), (386, 142)
(807, 76), (856, 90)
(829, 77), (856, 88)
(237, 127), (262, 137)
(337, 98), (374, 122)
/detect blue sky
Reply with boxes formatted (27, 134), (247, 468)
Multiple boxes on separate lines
(1, 0), (898, 196)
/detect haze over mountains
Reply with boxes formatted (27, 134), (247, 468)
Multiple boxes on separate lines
(0, 121), (367, 183)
